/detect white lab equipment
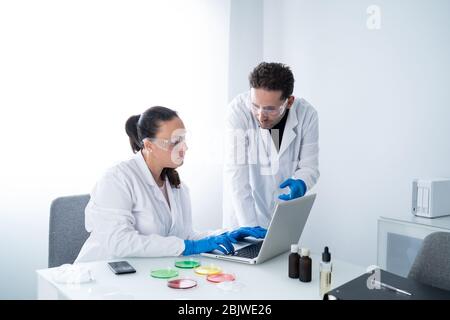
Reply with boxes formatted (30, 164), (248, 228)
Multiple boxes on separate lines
(223, 91), (320, 229)
(412, 178), (450, 218)
(75, 151), (217, 263)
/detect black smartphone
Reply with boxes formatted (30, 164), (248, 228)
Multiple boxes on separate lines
(107, 261), (136, 275)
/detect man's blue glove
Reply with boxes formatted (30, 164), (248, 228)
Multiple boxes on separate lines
(227, 226), (267, 242)
(183, 234), (235, 256)
(278, 178), (307, 201)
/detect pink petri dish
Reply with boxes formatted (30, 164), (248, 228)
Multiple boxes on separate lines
(167, 278), (197, 289)
(206, 273), (236, 283)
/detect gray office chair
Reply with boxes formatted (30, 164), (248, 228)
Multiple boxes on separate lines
(408, 232), (450, 292)
(48, 194), (90, 268)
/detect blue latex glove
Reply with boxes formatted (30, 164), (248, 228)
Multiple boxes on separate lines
(278, 178), (307, 201)
(227, 226), (267, 242)
(183, 234), (235, 256)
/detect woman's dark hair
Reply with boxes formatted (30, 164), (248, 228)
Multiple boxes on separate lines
(125, 106), (181, 188)
(249, 62), (295, 100)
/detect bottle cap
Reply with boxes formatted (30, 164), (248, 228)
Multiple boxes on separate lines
(290, 244), (299, 253)
(322, 246), (331, 262)
(301, 248), (310, 256)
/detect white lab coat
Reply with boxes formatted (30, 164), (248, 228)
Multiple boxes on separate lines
(223, 91), (320, 229)
(75, 152), (217, 263)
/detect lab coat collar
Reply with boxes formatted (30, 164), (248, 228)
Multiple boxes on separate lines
(257, 101), (299, 160)
(257, 128), (279, 180)
(133, 151), (158, 188)
(133, 151), (178, 234)
(278, 102), (298, 156)
(165, 178), (178, 232)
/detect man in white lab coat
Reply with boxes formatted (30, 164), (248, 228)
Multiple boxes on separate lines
(223, 62), (320, 229)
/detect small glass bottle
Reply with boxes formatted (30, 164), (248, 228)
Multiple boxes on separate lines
(288, 244), (300, 278)
(319, 246), (332, 298)
(299, 248), (312, 282)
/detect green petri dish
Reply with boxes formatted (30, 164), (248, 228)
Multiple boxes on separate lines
(150, 269), (179, 279)
(175, 260), (201, 269)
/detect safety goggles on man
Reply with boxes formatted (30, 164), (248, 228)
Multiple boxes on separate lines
(248, 97), (288, 117)
(145, 135), (186, 151)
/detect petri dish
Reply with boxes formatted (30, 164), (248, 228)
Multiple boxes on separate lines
(216, 281), (245, 292)
(167, 278), (197, 289)
(174, 260), (201, 269)
(150, 269), (179, 279)
(207, 273), (235, 283)
(194, 265), (222, 275)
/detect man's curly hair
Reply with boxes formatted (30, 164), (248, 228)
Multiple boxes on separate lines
(249, 62), (295, 100)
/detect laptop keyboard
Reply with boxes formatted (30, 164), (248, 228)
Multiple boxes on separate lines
(233, 241), (263, 259)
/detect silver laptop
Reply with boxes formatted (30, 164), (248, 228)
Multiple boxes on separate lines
(201, 193), (316, 264)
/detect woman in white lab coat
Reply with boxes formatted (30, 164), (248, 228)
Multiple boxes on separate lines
(75, 106), (266, 263)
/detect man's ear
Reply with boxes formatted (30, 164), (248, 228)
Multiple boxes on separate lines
(286, 96), (295, 109)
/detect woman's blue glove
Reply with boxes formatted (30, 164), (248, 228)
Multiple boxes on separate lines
(227, 226), (267, 242)
(183, 234), (235, 256)
(278, 178), (307, 201)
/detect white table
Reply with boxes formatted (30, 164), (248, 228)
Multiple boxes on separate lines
(37, 253), (365, 300)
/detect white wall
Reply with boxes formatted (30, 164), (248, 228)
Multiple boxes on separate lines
(228, 0), (263, 100)
(262, 0), (450, 267)
(0, 0), (230, 299)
